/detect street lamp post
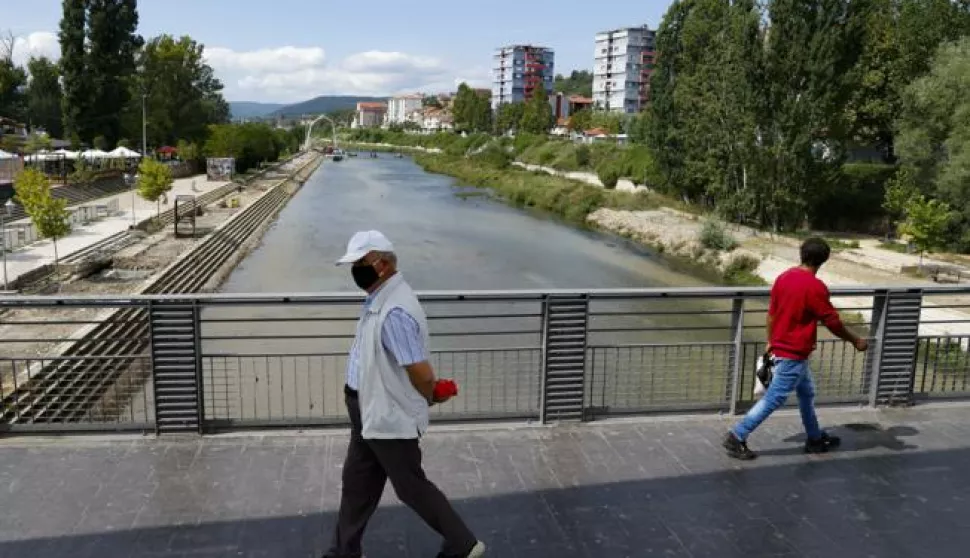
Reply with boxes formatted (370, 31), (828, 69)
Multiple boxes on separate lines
(142, 93), (148, 159)
(2, 198), (14, 291)
(124, 173), (139, 228)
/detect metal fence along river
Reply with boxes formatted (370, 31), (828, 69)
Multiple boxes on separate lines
(1, 285), (968, 434)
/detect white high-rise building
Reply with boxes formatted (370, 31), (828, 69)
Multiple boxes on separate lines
(386, 94), (424, 126)
(492, 45), (555, 110)
(592, 25), (657, 113)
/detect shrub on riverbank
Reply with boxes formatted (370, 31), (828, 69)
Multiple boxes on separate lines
(597, 164), (620, 190)
(699, 219), (739, 251)
(415, 152), (661, 224)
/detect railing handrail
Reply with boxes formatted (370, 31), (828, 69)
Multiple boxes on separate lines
(1, 284), (968, 306)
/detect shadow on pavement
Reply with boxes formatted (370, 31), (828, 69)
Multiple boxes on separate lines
(1, 438), (968, 558)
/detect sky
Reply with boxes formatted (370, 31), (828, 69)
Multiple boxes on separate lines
(2, 0), (671, 104)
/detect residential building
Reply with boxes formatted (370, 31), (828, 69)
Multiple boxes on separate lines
(592, 25), (657, 113)
(353, 102), (387, 128)
(420, 107), (454, 133)
(386, 94), (424, 126)
(492, 45), (555, 110)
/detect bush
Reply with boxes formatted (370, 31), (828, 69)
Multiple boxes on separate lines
(723, 254), (764, 285)
(575, 144), (591, 168)
(699, 219), (739, 251)
(473, 143), (511, 170)
(597, 163), (620, 190)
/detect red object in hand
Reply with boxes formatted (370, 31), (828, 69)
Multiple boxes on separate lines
(434, 379), (458, 400)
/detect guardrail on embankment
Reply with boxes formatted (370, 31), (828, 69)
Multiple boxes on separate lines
(0, 153), (324, 433)
(1, 282), (968, 435)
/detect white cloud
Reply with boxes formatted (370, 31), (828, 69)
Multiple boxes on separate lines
(10, 31), (482, 102)
(204, 46), (326, 74)
(10, 31), (60, 67)
(204, 46), (466, 102)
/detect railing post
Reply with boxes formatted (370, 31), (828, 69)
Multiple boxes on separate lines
(728, 297), (745, 415)
(149, 298), (204, 434)
(540, 294), (589, 423)
(870, 289), (923, 407)
(864, 290), (888, 407)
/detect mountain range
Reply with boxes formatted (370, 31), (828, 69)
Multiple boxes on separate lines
(230, 95), (388, 120)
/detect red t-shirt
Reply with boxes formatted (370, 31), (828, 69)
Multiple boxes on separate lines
(768, 267), (844, 360)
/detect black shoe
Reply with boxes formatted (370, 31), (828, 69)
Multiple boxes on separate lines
(805, 432), (841, 454)
(723, 432), (757, 460)
(436, 541), (486, 558)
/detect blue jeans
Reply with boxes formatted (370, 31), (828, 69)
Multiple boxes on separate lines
(732, 358), (823, 442)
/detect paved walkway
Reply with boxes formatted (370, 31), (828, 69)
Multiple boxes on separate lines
(2, 175), (228, 287)
(1, 405), (969, 557)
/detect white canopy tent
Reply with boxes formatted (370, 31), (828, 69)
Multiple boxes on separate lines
(0, 149), (16, 160)
(53, 148), (80, 160)
(80, 149), (111, 160)
(107, 146), (141, 158)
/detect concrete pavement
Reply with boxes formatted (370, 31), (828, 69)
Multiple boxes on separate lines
(1, 175), (228, 288)
(1, 405), (969, 557)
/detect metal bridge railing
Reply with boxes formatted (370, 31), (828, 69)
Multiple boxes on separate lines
(1, 285), (969, 434)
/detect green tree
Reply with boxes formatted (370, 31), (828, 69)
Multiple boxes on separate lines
(494, 102), (524, 134)
(176, 139), (203, 167)
(204, 122), (286, 173)
(86, 0), (143, 147)
(452, 83), (481, 133)
(519, 87), (554, 135)
(0, 34), (27, 122)
(554, 70), (594, 97)
(568, 108), (592, 132)
(25, 57), (63, 138)
(127, 35), (229, 148)
(896, 36), (970, 249)
(844, 0), (970, 161)
(14, 168), (72, 267)
(59, 0), (88, 144)
(24, 133), (53, 154)
(882, 165), (920, 236)
(590, 111), (624, 134)
(900, 195), (952, 263)
(136, 157), (174, 217)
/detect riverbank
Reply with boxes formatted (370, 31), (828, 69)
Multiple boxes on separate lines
(413, 152), (762, 286)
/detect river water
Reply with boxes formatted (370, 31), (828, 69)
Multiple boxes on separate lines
(220, 155), (709, 292)
(193, 157), (848, 426)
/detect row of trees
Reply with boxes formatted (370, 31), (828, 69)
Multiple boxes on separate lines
(641, 0), (970, 243)
(1, 0), (230, 154)
(204, 123), (305, 173)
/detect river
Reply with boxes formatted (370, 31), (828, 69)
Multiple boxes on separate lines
(189, 156), (862, 427)
(220, 155), (710, 292)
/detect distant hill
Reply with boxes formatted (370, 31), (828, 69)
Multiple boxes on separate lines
(272, 95), (387, 117)
(229, 101), (286, 120)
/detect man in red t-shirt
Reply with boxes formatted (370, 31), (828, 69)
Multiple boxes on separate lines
(723, 238), (869, 460)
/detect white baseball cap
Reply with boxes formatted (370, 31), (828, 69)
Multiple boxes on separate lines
(336, 230), (395, 265)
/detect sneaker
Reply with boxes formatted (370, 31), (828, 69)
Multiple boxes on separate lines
(805, 432), (841, 454)
(437, 541), (486, 558)
(723, 432), (757, 460)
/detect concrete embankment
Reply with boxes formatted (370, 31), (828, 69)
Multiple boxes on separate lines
(0, 150), (324, 362)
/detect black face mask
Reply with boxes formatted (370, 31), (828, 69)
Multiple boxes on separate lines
(351, 264), (380, 290)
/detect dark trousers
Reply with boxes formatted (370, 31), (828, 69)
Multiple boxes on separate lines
(328, 389), (477, 557)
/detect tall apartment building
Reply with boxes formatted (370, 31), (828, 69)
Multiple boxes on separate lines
(592, 25), (657, 113)
(386, 94), (424, 126)
(492, 45), (555, 110)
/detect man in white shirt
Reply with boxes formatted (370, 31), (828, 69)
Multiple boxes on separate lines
(322, 231), (486, 558)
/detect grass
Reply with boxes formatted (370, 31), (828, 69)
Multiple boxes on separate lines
(790, 231), (861, 251)
(879, 241), (911, 254)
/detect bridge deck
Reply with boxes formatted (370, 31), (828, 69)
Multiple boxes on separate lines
(2, 405), (970, 558)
